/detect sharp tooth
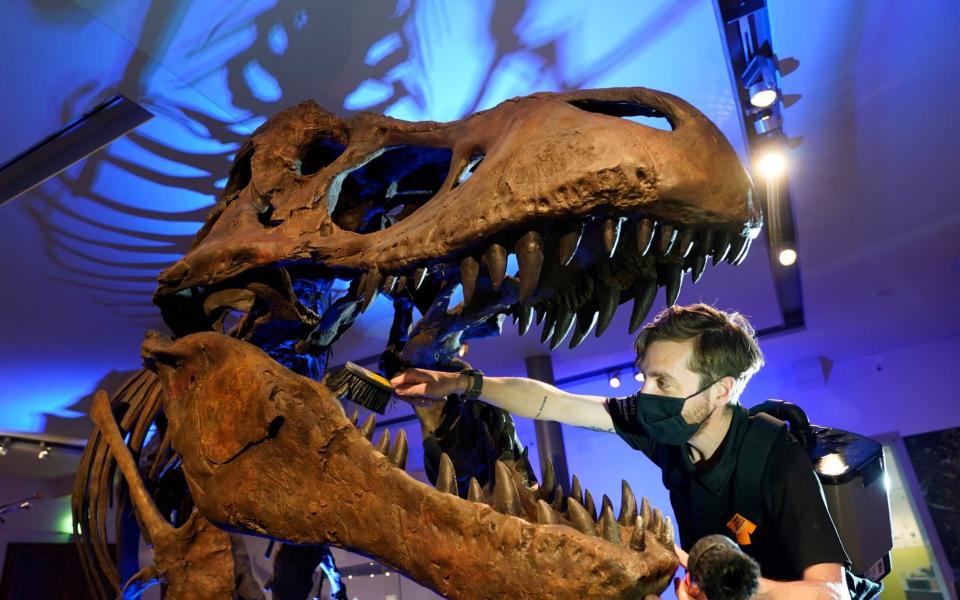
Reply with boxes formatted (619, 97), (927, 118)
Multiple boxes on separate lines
(549, 308), (575, 350)
(515, 231), (544, 303)
(540, 305), (556, 343)
(636, 218), (656, 256)
(600, 505), (621, 544)
(493, 461), (522, 516)
(535, 305), (546, 325)
(661, 516), (675, 545)
(628, 278), (657, 334)
(537, 499), (558, 524)
(656, 223), (676, 255)
(389, 429), (408, 469)
(558, 223), (584, 266)
(672, 229), (693, 258)
(350, 409), (359, 426)
(467, 477), (485, 503)
(595, 284), (619, 337)
(732, 236), (753, 265)
(375, 428), (391, 455)
(727, 234), (748, 265)
(650, 507), (664, 533)
(640, 496), (652, 528)
(437, 452), (458, 495)
(482, 243), (507, 290)
(539, 458), (556, 501)
(570, 474), (584, 506)
(412, 267), (428, 289)
(602, 217), (623, 257)
(360, 414), (377, 440)
(659, 263), (683, 306)
(618, 480), (637, 527)
(568, 306), (598, 349)
(712, 231), (731, 265)
(516, 304), (533, 336)
(359, 269), (381, 312)
(629, 523), (646, 551)
(551, 484), (564, 511)
(583, 489), (597, 522)
(698, 230), (714, 258)
(460, 256), (480, 305)
(601, 494), (614, 516)
(395, 275), (408, 293)
(382, 275), (398, 294)
(690, 254), (707, 283)
(567, 498), (596, 535)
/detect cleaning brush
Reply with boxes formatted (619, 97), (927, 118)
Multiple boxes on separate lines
(324, 361), (394, 414)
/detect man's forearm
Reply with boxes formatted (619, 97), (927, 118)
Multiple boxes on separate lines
(472, 376), (614, 431)
(754, 576), (850, 600)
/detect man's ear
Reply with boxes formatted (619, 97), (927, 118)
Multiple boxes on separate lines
(712, 376), (737, 407)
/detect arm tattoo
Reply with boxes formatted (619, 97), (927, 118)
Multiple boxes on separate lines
(534, 395), (548, 419)
(581, 425), (616, 433)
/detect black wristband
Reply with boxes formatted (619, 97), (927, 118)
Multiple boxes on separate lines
(461, 368), (484, 400)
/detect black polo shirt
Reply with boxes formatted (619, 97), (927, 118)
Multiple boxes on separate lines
(608, 401), (849, 581)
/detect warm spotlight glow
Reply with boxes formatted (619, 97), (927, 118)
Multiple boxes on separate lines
(0, 438), (9, 457)
(608, 373), (621, 389)
(816, 453), (849, 477)
(778, 248), (797, 266)
(749, 87), (778, 108)
(633, 368), (644, 383)
(757, 151), (787, 179)
(458, 343), (469, 357)
(37, 443), (50, 460)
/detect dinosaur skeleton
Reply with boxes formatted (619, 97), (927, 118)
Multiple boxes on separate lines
(75, 87), (760, 598)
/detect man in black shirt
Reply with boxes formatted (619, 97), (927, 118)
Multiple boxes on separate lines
(392, 303), (851, 599)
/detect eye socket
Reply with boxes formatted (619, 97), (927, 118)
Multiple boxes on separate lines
(328, 145), (453, 234)
(298, 138), (346, 176)
(452, 153), (485, 188)
(567, 99), (674, 131)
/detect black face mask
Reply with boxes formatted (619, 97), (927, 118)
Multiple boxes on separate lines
(610, 381), (717, 446)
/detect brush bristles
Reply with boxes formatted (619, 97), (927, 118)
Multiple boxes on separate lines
(324, 363), (393, 414)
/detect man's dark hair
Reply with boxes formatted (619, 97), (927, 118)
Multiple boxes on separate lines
(634, 303), (764, 390)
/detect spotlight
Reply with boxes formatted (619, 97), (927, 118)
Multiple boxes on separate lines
(633, 367), (644, 383)
(458, 343), (469, 357)
(608, 372), (621, 389)
(749, 82), (778, 108)
(756, 150), (786, 179)
(37, 443), (50, 460)
(0, 438), (9, 457)
(778, 248), (797, 266)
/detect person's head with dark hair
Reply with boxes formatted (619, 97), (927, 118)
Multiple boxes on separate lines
(632, 303), (764, 428)
(688, 534), (761, 600)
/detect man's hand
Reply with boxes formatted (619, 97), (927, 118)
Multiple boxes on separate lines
(390, 368), (465, 406)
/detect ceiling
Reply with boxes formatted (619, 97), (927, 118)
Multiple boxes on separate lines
(0, 0), (958, 459)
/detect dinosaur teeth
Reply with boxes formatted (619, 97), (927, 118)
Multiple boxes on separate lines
(358, 269), (381, 312)
(437, 452), (458, 495)
(535, 305), (546, 325)
(536, 499), (558, 524)
(601, 217), (623, 257)
(515, 231), (544, 303)
(388, 429), (408, 469)
(540, 306), (556, 343)
(594, 283), (619, 337)
(661, 516), (675, 545)
(727, 234), (748, 265)
(698, 229), (714, 259)
(570, 474), (584, 507)
(467, 477), (485, 503)
(566, 498), (596, 535)
(382, 275), (397, 294)
(650, 507), (664, 534)
(375, 428), (391, 455)
(459, 256), (480, 306)
(640, 496), (652, 530)
(732, 235), (753, 265)
(412, 267), (428, 290)
(360, 413), (377, 441)
(656, 223), (677, 255)
(637, 218), (656, 256)
(516, 304), (533, 336)
(395, 275), (408, 293)
(599, 505), (621, 544)
(550, 484), (564, 511)
(712, 231), (731, 265)
(583, 489), (597, 522)
(568, 305), (598, 349)
(618, 480), (638, 527)
(629, 522), (646, 551)
(601, 494), (614, 516)
(672, 228), (693, 259)
(549, 308), (575, 350)
(539, 458), (556, 502)
(350, 409), (359, 426)
(558, 223), (584, 266)
(690, 254), (707, 283)
(482, 243), (507, 290)
(658, 262), (683, 306)
(628, 278), (657, 335)
(493, 460), (522, 516)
